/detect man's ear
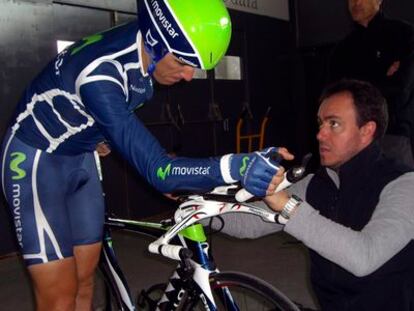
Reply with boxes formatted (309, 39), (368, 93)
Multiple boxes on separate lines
(361, 121), (377, 143)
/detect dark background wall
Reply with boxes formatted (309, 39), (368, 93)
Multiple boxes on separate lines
(291, 0), (414, 164)
(1, 0), (414, 255)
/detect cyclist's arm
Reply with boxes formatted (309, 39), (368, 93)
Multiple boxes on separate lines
(286, 172), (414, 277)
(78, 62), (226, 193)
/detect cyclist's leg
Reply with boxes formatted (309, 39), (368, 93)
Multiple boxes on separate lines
(2, 135), (104, 310)
(67, 151), (105, 310)
(1, 135), (80, 309)
(73, 242), (102, 309)
(28, 258), (78, 310)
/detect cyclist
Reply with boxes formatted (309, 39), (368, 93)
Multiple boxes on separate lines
(0, 1), (280, 310)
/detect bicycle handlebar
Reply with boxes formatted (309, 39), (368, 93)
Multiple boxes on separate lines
(148, 243), (191, 261)
(148, 153), (312, 261)
(148, 185), (280, 260)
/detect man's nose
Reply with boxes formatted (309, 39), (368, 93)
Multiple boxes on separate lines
(316, 126), (327, 141)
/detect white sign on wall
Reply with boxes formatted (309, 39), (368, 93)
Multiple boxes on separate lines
(223, 0), (290, 21)
(57, 1), (289, 21)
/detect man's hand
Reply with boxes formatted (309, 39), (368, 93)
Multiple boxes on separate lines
(263, 148), (293, 194)
(264, 188), (290, 212)
(264, 147), (294, 212)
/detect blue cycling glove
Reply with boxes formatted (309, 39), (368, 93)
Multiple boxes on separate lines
(220, 147), (281, 198)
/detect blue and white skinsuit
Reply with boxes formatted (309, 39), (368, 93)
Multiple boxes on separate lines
(1, 22), (229, 266)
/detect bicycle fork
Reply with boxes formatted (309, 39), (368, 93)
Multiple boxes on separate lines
(155, 237), (239, 311)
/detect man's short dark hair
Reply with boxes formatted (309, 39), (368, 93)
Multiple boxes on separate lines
(319, 79), (388, 140)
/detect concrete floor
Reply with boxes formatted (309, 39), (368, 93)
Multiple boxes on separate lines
(0, 230), (319, 310)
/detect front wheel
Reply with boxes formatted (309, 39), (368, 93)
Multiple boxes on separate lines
(139, 271), (300, 311)
(185, 271), (300, 311)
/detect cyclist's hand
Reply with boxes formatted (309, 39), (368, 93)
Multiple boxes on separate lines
(229, 147), (281, 198)
(96, 142), (111, 157)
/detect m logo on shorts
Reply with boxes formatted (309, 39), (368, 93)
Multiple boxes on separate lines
(10, 152), (27, 180)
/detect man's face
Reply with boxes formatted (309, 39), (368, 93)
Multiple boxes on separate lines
(317, 92), (374, 169)
(348, 0), (381, 26)
(152, 53), (195, 85)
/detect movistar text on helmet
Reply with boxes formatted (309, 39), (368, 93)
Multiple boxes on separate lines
(150, 0), (179, 39)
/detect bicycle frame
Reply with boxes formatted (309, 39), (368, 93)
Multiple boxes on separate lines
(98, 186), (281, 311)
(99, 217), (167, 310)
(99, 218), (234, 310)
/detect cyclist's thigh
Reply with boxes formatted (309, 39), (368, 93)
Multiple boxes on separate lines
(66, 151), (105, 246)
(1, 134), (91, 266)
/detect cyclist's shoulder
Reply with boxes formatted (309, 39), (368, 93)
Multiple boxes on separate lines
(57, 21), (140, 80)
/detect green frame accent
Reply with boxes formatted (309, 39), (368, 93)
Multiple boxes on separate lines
(179, 224), (207, 242)
(110, 218), (207, 242)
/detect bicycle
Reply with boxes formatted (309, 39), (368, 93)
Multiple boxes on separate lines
(96, 154), (312, 311)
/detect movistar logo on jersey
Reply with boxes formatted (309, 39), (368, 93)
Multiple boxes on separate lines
(12, 184), (23, 247)
(10, 152), (27, 180)
(130, 84), (146, 94)
(157, 163), (171, 181)
(239, 156), (250, 176)
(157, 163), (211, 181)
(150, 0), (179, 39)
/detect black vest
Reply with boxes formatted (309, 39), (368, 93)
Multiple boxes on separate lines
(307, 143), (414, 311)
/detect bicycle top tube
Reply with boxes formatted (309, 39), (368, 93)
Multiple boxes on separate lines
(105, 216), (169, 239)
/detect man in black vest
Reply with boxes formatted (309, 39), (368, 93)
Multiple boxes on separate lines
(264, 79), (414, 310)
(212, 79), (414, 310)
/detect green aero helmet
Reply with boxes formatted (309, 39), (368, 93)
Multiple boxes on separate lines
(138, 0), (232, 71)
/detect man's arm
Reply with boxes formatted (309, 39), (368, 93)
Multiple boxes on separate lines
(208, 175), (312, 239)
(284, 172), (414, 277)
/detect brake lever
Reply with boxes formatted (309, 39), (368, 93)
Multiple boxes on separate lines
(286, 152), (312, 183)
